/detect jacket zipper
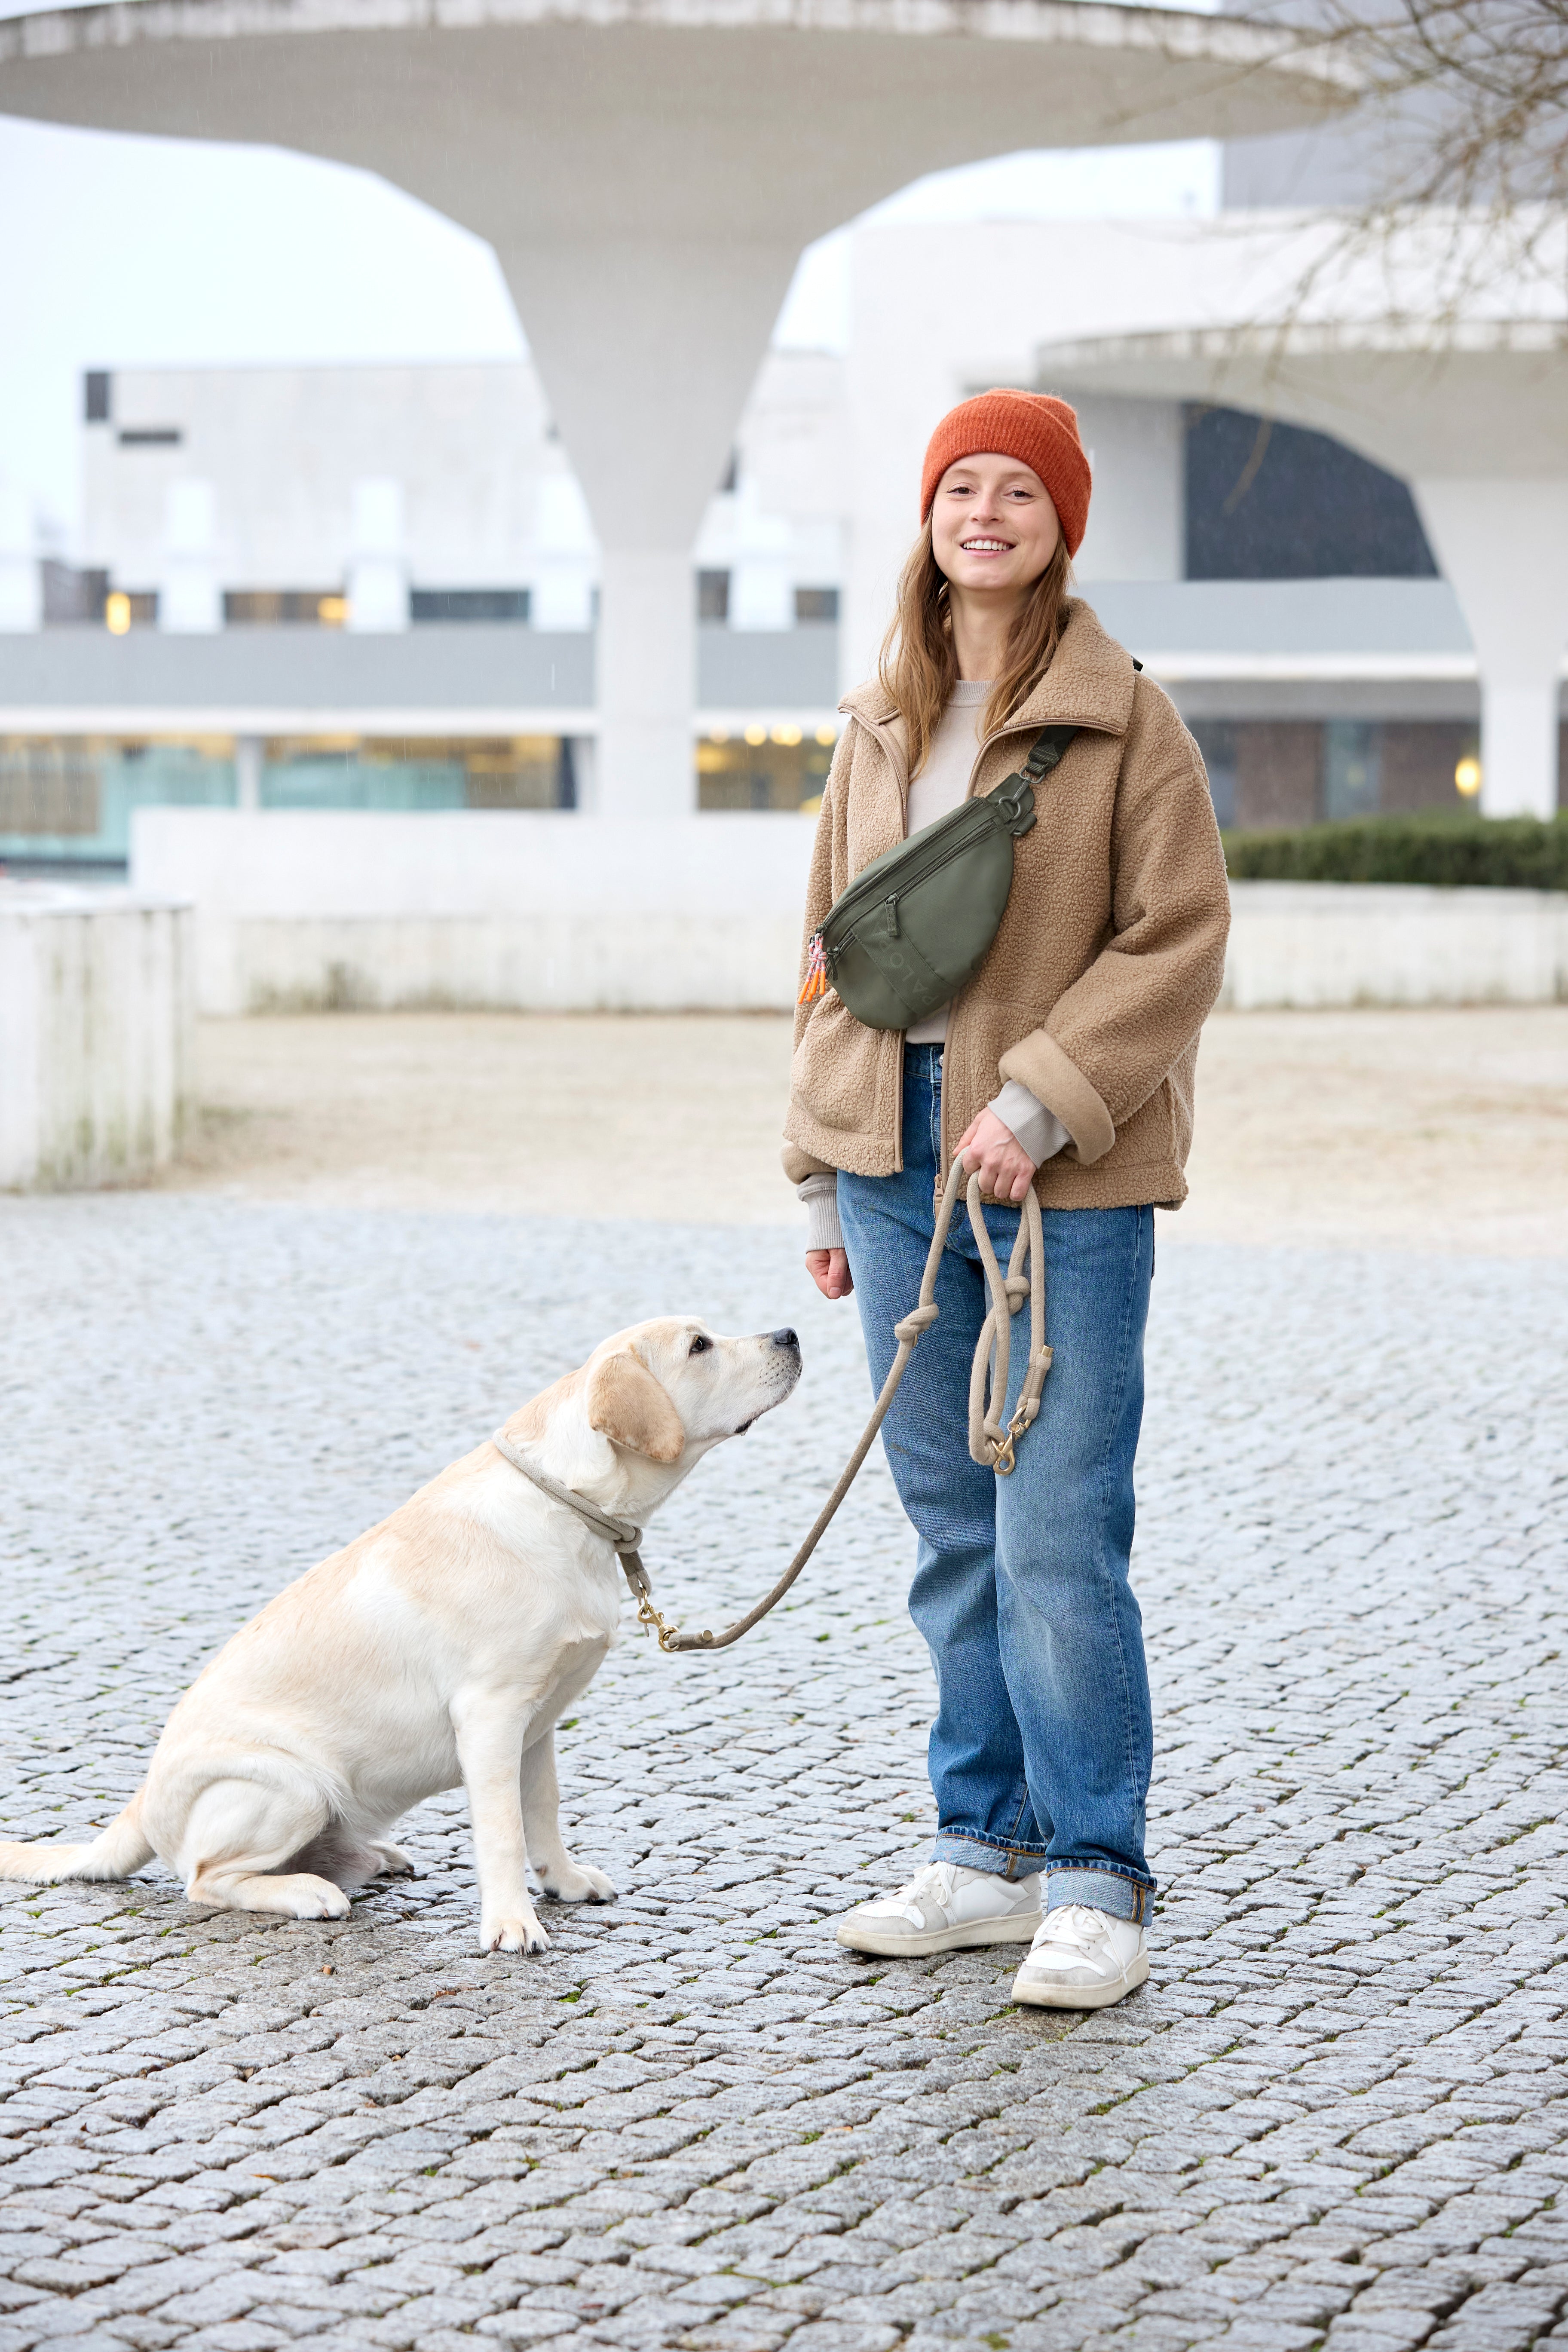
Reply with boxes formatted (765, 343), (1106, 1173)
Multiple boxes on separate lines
(836, 701), (1062, 1187)
(839, 707), (910, 1174)
(938, 715), (1050, 1191)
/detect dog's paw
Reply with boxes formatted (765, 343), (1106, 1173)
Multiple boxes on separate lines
(542, 1862), (617, 1905)
(480, 1910), (550, 1956)
(369, 1844), (416, 1879)
(287, 1878), (352, 1920)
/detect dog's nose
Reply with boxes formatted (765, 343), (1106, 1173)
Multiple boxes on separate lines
(772, 1327), (800, 1353)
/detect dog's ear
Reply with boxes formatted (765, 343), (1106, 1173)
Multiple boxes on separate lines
(585, 1351), (686, 1463)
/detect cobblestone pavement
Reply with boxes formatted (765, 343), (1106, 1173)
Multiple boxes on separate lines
(3, 1197), (1566, 2352)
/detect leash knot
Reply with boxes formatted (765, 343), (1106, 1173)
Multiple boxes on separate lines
(1004, 1274), (1029, 1308)
(893, 1303), (940, 1343)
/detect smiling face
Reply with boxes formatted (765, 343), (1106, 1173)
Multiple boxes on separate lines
(929, 453), (1061, 600)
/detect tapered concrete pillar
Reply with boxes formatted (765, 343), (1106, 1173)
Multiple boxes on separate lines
(1035, 309), (1568, 821)
(1414, 481), (1568, 820)
(597, 551), (696, 818)
(492, 232), (799, 815)
(0, 0), (1354, 815)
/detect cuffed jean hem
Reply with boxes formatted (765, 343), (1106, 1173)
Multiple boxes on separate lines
(932, 1832), (1048, 1882)
(1047, 1868), (1155, 1925)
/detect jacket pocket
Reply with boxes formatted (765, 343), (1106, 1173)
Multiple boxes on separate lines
(790, 995), (887, 1134)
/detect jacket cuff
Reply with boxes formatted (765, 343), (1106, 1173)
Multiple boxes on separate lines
(783, 1141), (836, 1185)
(997, 1032), (1116, 1166)
(797, 1173), (844, 1253)
(989, 1080), (1069, 1168)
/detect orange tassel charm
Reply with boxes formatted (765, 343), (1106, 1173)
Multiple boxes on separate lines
(797, 932), (830, 1005)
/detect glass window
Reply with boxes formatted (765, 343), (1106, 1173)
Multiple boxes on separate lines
(409, 589), (530, 624)
(697, 570), (731, 623)
(1188, 721), (1237, 829)
(696, 728), (834, 811)
(224, 591), (343, 626)
(1323, 721), (1383, 821)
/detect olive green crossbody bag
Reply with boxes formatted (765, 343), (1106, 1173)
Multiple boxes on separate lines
(798, 724), (1076, 1032)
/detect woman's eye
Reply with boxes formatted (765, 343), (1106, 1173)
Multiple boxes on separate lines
(689, 1335), (710, 1356)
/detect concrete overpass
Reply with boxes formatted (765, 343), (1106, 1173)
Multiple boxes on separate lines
(0, 0), (1355, 814)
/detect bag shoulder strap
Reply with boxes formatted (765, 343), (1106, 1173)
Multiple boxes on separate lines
(1016, 656), (1142, 782)
(1020, 725), (1077, 783)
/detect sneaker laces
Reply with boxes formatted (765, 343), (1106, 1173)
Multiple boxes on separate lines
(852, 1861), (962, 1925)
(885, 1861), (958, 1923)
(1034, 1903), (1113, 1955)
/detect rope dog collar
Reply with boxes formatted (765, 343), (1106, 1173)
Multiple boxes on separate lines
(488, 1153), (1049, 1657)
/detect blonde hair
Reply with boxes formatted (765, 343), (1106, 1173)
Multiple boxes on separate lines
(877, 521), (1072, 781)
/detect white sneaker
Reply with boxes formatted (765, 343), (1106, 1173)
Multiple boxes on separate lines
(836, 1862), (1042, 1957)
(1010, 1903), (1149, 2009)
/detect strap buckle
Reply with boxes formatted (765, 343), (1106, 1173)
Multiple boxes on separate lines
(634, 1586), (688, 1652)
(990, 1396), (1035, 1478)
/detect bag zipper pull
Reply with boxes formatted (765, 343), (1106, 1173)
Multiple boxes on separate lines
(797, 931), (830, 1004)
(885, 893), (900, 939)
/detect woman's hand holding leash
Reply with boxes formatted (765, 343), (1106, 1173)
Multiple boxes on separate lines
(954, 1108), (1038, 1204)
(807, 1111), (1035, 1301)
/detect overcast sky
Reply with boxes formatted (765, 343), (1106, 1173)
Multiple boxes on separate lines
(0, 0), (1220, 546)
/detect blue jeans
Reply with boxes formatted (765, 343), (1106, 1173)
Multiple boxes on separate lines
(838, 1044), (1155, 1923)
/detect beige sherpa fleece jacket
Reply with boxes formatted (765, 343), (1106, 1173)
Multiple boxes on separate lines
(782, 598), (1231, 1212)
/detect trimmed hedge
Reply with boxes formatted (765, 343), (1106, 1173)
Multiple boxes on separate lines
(1222, 811), (1568, 891)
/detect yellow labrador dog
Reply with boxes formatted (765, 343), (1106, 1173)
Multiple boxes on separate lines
(0, 1318), (801, 1954)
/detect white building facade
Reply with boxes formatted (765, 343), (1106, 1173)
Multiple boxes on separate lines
(3, 211), (1563, 882)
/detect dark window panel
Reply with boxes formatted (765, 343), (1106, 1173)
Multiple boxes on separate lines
(1323, 719), (1382, 821)
(1188, 720), (1237, 829)
(1234, 722), (1323, 828)
(794, 586), (839, 624)
(1185, 405), (1438, 581)
(409, 588), (530, 624)
(83, 371), (111, 424)
(117, 427), (183, 448)
(697, 569), (731, 622)
(41, 562), (110, 625)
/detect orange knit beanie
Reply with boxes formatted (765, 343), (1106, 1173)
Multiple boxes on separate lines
(920, 389), (1092, 557)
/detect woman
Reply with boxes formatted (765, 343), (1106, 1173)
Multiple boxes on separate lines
(784, 389), (1229, 2011)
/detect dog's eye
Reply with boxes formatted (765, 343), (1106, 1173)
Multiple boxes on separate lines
(689, 1334), (710, 1356)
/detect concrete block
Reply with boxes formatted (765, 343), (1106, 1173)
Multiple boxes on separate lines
(130, 809), (1568, 1018)
(0, 881), (193, 1188)
(132, 808), (813, 1016)
(1223, 882), (1568, 1009)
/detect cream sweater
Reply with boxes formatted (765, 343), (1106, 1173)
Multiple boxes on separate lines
(798, 679), (1066, 1252)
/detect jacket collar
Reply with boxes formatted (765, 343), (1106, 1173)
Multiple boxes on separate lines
(838, 597), (1137, 742)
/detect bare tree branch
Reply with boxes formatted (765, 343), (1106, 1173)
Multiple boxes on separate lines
(1238, 1), (1568, 325)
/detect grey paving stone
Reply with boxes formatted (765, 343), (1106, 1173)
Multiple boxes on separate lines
(3, 1199), (1566, 2352)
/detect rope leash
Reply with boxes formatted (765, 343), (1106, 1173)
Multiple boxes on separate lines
(493, 1155), (1051, 1654)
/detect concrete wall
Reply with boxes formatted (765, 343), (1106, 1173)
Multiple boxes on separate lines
(1223, 882), (1568, 1009)
(132, 807), (815, 1016)
(0, 883), (193, 1188)
(133, 808), (1567, 1019)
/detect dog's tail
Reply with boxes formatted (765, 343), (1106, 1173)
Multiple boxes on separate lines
(0, 1788), (154, 1885)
